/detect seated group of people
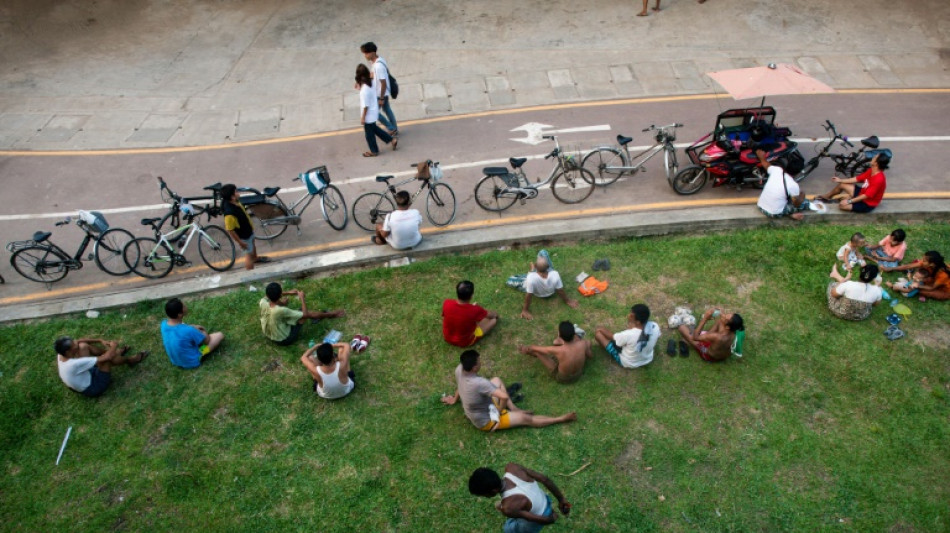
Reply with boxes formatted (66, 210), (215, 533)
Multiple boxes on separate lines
(757, 151), (889, 221)
(825, 228), (949, 320)
(55, 281), (349, 398)
(439, 252), (746, 435)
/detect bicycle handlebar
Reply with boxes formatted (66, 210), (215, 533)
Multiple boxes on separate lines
(55, 217), (71, 227)
(643, 123), (683, 132)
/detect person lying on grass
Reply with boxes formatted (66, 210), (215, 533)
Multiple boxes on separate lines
(441, 350), (576, 431)
(594, 303), (661, 369)
(519, 321), (592, 384)
(674, 308), (744, 362)
(468, 463), (572, 532)
(260, 282), (345, 346)
(56, 336), (148, 397)
(300, 342), (356, 400)
(162, 297), (225, 369)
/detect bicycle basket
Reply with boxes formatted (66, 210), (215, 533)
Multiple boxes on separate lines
(301, 166), (329, 194)
(78, 210), (109, 233)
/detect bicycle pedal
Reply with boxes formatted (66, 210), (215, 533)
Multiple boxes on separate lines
(639, 166), (647, 173)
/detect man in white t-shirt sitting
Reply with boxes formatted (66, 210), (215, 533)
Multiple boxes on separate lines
(594, 303), (660, 369)
(755, 149), (809, 221)
(372, 190), (422, 250)
(521, 255), (578, 320)
(55, 336), (148, 397)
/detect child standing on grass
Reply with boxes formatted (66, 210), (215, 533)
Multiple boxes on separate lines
(836, 232), (867, 271)
(865, 228), (907, 269)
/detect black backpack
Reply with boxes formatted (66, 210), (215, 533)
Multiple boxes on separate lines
(380, 59), (399, 99)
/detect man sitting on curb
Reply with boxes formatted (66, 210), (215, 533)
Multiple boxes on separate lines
(443, 280), (499, 347)
(674, 308), (744, 362)
(260, 282), (345, 346)
(161, 297), (225, 369)
(756, 149), (809, 221)
(519, 321), (592, 384)
(441, 350), (577, 431)
(300, 342), (357, 400)
(468, 463), (572, 532)
(56, 336), (147, 397)
(594, 303), (660, 369)
(516, 252), (578, 320)
(372, 190), (422, 250)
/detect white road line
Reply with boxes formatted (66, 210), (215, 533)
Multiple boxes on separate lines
(1, 136), (946, 222)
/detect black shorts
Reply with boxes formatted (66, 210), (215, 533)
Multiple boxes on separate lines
(850, 201), (875, 213)
(81, 367), (112, 397)
(274, 323), (303, 346)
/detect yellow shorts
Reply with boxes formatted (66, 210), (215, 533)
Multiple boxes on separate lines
(479, 409), (511, 431)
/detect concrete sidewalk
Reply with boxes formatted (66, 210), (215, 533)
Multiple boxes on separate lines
(3, 199), (948, 323)
(1, 0), (948, 151)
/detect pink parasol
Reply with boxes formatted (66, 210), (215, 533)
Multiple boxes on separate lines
(707, 63), (835, 101)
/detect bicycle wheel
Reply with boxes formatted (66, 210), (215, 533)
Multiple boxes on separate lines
(426, 182), (457, 226)
(849, 161), (870, 178)
(11, 246), (70, 284)
(246, 201), (290, 241)
(198, 225), (236, 272)
(671, 166), (708, 195)
(551, 167), (595, 204)
(664, 146), (679, 182)
(321, 185), (348, 231)
(352, 193), (394, 232)
(474, 175), (518, 212)
(93, 228), (135, 276)
(581, 147), (626, 187)
(157, 207), (181, 233)
(126, 237), (174, 279)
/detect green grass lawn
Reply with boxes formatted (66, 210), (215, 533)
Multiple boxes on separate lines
(1, 222), (948, 532)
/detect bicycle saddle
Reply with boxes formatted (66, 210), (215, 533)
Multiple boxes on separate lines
(483, 167), (509, 176)
(509, 157), (527, 169)
(32, 231), (52, 243)
(861, 136), (879, 149)
(375, 175), (393, 183)
(140, 217), (161, 226)
(616, 135), (633, 146)
(203, 182), (223, 192)
(263, 187), (281, 197)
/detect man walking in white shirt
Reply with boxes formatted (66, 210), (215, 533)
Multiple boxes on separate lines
(361, 42), (398, 137)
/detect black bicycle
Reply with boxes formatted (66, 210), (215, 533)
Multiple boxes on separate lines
(7, 211), (135, 285)
(795, 120), (889, 181)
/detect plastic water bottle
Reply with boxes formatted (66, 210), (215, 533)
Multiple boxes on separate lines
(322, 330), (342, 344)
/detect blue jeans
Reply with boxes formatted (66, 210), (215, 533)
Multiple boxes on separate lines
(866, 247), (898, 269)
(377, 97), (398, 133)
(503, 496), (552, 533)
(363, 123), (393, 154)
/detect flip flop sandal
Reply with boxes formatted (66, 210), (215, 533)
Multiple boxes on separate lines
(812, 195), (831, 203)
(666, 339), (676, 357)
(255, 256), (272, 264)
(506, 382), (523, 396)
(362, 152), (378, 157)
(357, 335), (371, 353)
(371, 236), (386, 245)
(679, 341), (689, 357)
(884, 325), (905, 341)
(391, 138), (398, 151)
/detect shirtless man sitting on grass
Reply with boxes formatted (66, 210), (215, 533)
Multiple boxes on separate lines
(676, 308), (744, 363)
(519, 321), (592, 384)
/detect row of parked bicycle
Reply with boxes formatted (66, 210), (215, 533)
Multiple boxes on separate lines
(7, 115), (885, 287)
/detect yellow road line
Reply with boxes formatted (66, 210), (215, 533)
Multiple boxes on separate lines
(3, 191), (948, 305)
(2, 89), (948, 157)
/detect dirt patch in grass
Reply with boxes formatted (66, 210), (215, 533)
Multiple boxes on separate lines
(147, 418), (177, 450)
(910, 325), (950, 352)
(729, 277), (764, 300)
(888, 521), (917, 533)
(614, 439), (644, 468)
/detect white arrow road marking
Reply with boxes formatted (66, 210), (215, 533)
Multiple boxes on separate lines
(510, 122), (611, 145)
(1, 135), (946, 222)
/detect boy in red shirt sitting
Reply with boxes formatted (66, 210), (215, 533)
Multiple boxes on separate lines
(443, 281), (499, 347)
(814, 153), (889, 213)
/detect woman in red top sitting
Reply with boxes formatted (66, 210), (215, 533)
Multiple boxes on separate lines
(813, 153), (889, 213)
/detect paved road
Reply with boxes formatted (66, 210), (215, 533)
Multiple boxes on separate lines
(2, 91), (948, 305)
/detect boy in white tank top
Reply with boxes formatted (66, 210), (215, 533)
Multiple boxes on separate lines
(300, 342), (356, 400)
(468, 463), (572, 532)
